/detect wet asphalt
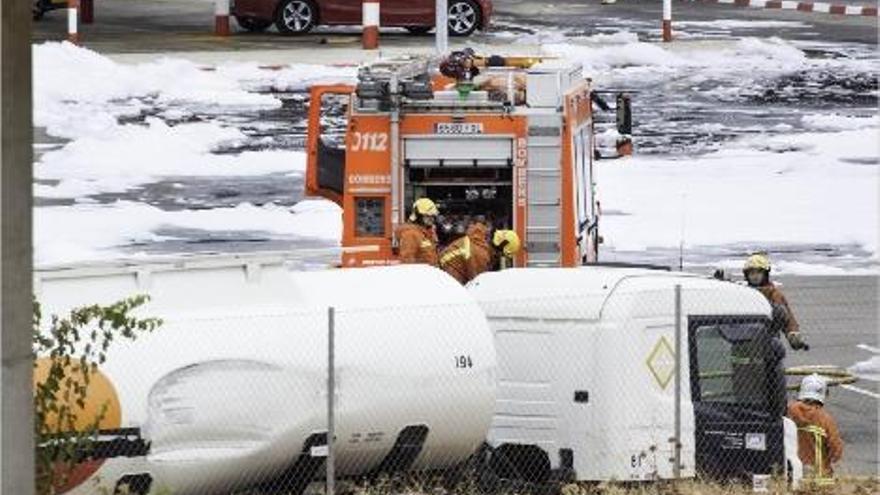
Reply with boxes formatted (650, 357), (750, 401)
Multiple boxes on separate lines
(780, 275), (878, 476)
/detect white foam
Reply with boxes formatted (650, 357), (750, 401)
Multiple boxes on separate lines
(599, 127), (879, 256)
(33, 42), (355, 140)
(849, 356), (880, 383)
(36, 118), (307, 198)
(711, 258), (878, 276)
(801, 114), (880, 131)
(34, 200), (341, 265)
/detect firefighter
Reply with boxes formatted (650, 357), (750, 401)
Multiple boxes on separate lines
(788, 374), (844, 477)
(439, 48), (480, 82)
(439, 223), (520, 285)
(396, 198), (440, 266)
(743, 252), (808, 350)
(492, 229), (521, 270)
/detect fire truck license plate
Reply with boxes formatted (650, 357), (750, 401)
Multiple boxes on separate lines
(435, 123), (484, 135)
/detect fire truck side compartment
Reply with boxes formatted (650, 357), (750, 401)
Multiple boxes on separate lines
(404, 136), (514, 168)
(524, 112), (564, 266)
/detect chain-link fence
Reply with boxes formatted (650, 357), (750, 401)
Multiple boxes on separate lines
(35, 266), (877, 495)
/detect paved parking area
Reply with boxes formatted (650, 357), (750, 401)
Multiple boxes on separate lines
(32, 0), (878, 53)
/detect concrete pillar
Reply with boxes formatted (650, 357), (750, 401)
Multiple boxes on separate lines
(362, 0), (379, 50)
(0, 0), (36, 494)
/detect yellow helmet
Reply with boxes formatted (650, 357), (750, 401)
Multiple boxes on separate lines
(492, 230), (521, 257)
(744, 252), (771, 272)
(409, 198), (439, 221)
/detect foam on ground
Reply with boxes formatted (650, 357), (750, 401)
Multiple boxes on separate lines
(35, 199), (341, 265)
(599, 127), (878, 258)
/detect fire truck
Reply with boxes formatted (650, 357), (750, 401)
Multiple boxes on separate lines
(305, 54), (632, 268)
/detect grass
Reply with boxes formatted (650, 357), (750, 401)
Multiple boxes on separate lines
(317, 475), (880, 495)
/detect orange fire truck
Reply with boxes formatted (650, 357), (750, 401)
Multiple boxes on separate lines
(305, 54), (631, 268)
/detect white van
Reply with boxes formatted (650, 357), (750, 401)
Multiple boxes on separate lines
(469, 267), (803, 487)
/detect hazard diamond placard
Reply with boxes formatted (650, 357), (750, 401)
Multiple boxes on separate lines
(646, 336), (676, 390)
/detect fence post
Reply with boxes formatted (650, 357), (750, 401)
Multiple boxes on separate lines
(67, 0), (79, 44)
(435, 0), (448, 54)
(673, 284), (682, 478)
(214, 0), (230, 37)
(362, 0), (380, 50)
(326, 306), (336, 495)
(1, 0), (37, 490)
(662, 0), (672, 42)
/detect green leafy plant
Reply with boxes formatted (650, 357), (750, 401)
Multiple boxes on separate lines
(33, 295), (162, 495)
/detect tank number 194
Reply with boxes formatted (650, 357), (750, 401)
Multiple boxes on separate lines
(350, 132), (388, 152)
(455, 355), (474, 369)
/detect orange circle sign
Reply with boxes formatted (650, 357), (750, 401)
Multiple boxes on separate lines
(34, 357), (123, 493)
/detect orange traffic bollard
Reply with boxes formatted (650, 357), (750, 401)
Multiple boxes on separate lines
(215, 0), (231, 37)
(362, 0), (380, 50)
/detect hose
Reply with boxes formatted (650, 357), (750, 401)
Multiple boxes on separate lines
(785, 365), (858, 390)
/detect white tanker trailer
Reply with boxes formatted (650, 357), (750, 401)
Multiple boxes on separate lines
(36, 254), (497, 495)
(36, 255), (802, 494)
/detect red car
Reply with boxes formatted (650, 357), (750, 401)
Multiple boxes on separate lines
(232, 0), (492, 36)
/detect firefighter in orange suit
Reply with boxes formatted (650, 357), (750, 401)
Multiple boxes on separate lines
(439, 222), (520, 285)
(788, 374), (844, 477)
(396, 198), (440, 266)
(743, 252), (808, 350)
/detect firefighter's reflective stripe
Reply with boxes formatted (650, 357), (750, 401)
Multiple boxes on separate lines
(440, 237), (471, 267)
(421, 240), (434, 249)
(800, 425), (835, 486)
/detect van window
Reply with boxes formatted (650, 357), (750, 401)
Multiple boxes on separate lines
(692, 321), (769, 406)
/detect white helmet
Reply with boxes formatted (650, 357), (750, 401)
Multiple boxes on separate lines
(798, 374), (827, 404)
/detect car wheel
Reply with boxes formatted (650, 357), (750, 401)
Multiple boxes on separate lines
(275, 0), (317, 35)
(406, 26), (432, 35)
(447, 0), (480, 37)
(236, 15), (272, 33)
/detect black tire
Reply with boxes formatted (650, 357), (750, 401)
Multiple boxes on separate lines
(274, 0), (317, 35)
(447, 0), (481, 37)
(406, 26), (433, 35)
(235, 15), (272, 33)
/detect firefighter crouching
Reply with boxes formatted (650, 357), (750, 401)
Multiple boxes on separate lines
(788, 374), (844, 478)
(439, 222), (521, 285)
(743, 252), (809, 350)
(397, 198), (440, 266)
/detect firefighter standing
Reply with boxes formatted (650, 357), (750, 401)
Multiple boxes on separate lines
(439, 222), (520, 285)
(743, 252), (809, 350)
(396, 198), (440, 266)
(788, 374), (844, 477)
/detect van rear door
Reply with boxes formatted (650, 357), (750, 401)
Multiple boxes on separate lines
(688, 316), (786, 480)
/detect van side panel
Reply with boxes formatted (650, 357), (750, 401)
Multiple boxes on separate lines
(490, 322), (558, 455)
(579, 317), (696, 481)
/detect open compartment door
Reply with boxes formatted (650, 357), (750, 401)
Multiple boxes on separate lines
(306, 84), (355, 205)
